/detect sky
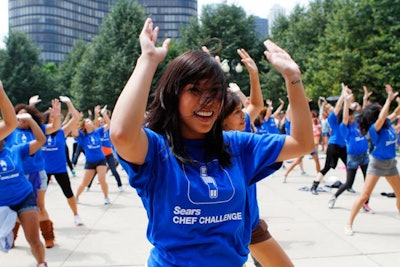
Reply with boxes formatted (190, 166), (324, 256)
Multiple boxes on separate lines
(0, 0), (311, 49)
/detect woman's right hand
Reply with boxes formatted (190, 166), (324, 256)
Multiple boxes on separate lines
(139, 18), (170, 64)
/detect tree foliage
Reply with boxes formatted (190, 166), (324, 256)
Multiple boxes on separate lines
(272, 0), (400, 107)
(69, 0), (146, 113)
(179, 2), (263, 96)
(0, 31), (55, 110)
(2, 0), (400, 113)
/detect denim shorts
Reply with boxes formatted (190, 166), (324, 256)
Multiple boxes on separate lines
(347, 152), (369, 169)
(9, 192), (39, 215)
(25, 170), (48, 191)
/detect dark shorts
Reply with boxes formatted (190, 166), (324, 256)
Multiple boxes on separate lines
(84, 159), (107, 170)
(250, 219), (272, 244)
(9, 192), (39, 215)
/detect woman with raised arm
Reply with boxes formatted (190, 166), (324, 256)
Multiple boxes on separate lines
(7, 98), (61, 249)
(72, 105), (111, 205)
(42, 96), (84, 225)
(0, 81), (48, 266)
(110, 18), (312, 266)
(345, 85), (400, 235)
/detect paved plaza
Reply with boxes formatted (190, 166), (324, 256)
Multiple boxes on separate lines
(1, 142), (400, 266)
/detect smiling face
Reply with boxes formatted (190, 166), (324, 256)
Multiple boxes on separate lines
(222, 103), (245, 131)
(178, 80), (223, 139)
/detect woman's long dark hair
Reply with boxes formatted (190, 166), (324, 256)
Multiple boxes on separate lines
(357, 103), (387, 135)
(145, 50), (232, 166)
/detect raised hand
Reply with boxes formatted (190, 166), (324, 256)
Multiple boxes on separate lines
(29, 95), (42, 106)
(59, 96), (71, 103)
(385, 84), (399, 101)
(237, 48), (258, 74)
(139, 18), (170, 64)
(51, 98), (61, 115)
(263, 40), (300, 79)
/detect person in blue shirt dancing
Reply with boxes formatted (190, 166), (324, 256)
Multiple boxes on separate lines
(328, 86), (372, 211)
(72, 105), (111, 205)
(345, 84), (400, 235)
(0, 81), (48, 266)
(42, 96), (84, 226)
(110, 18), (313, 267)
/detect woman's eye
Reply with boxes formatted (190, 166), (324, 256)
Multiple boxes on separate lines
(189, 87), (200, 94)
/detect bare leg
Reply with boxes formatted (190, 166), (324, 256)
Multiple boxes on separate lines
(19, 210), (46, 264)
(347, 174), (379, 230)
(96, 165), (109, 198)
(249, 238), (294, 267)
(76, 169), (96, 200)
(385, 174), (400, 213)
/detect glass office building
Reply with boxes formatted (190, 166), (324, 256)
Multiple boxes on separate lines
(8, 0), (116, 63)
(8, 0), (197, 64)
(138, 0), (197, 39)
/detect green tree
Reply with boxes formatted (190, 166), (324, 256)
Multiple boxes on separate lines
(306, 0), (400, 104)
(70, 0), (146, 112)
(56, 40), (87, 97)
(179, 2), (263, 96)
(268, 0), (334, 108)
(0, 31), (55, 109)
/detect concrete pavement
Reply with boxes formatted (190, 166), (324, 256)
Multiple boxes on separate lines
(1, 146), (400, 267)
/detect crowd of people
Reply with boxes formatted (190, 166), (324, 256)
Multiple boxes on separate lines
(1, 17), (400, 267)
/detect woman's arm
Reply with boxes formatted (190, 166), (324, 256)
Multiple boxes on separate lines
(44, 98), (62, 135)
(100, 105), (111, 132)
(17, 113), (46, 155)
(271, 98), (285, 118)
(375, 85), (398, 132)
(0, 80), (18, 140)
(239, 49), (264, 124)
(60, 96), (80, 137)
(262, 40), (313, 162)
(110, 18), (170, 164)
(342, 90), (353, 126)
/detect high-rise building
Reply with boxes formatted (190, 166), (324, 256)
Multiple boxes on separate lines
(254, 16), (268, 39)
(8, 0), (116, 63)
(8, 0), (198, 64)
(138, 0), (197, 40)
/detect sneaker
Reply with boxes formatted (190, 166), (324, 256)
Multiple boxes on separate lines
(37, 262), (48, 267)
(282, 176), (287, 183)
(362, 203), (374, 214)
(85, 186), (90, 192)
(118, 186), (124, 192)
(344, 225), (354, 236)
(71, 170), (76, 177)
(347, 188), (356, 193)
(301, 171), (309, 176)
(74, 215), (84, 226)
(311, 187), (318, 195)
(328, 196), (336, 209)
(104, 197), (111, 205)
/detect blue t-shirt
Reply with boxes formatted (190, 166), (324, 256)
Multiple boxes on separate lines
(118, 128), (285, 267)
(76, 126), (106, 163)
(339, 122), (368, 155)
(244, 113), (252, 133)
(263, 117), (280, 134)
(100, 129), (112, 149)
(0, 144), (33, 206)
(285, 120), (291, 135)
(327, 111), (346, 147)
(5, 125), (47, 173)
(42, 129), (67, 173)
(369, 120), (397, 160)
